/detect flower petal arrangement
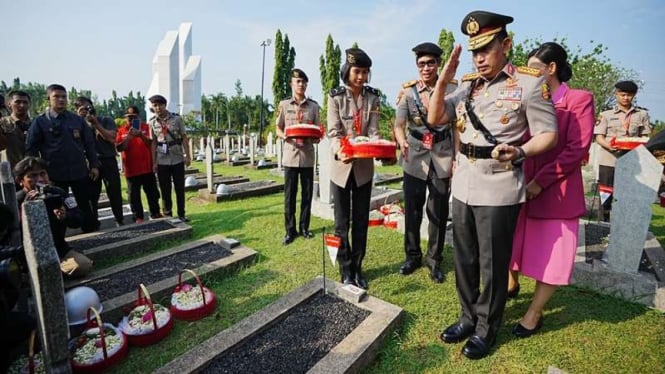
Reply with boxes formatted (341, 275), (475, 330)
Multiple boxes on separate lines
(119, 284), (173, 346)
(69, 307), (128, 373)
(170, 269), (217, 321)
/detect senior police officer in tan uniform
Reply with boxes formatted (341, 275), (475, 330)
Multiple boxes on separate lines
(275, 68), (321, 245)
(328, 48), (381, 290)
(428, 11), (558, 359)
(594, 80), (651, 221)
(394, 42), (457, 283)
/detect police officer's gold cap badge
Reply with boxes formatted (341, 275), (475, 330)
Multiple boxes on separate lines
(466, 17), (480, 35)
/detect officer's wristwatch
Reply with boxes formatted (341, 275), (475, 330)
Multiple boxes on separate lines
(511, 146), (527, 167)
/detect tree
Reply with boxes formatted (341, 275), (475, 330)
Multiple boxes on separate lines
(271, 30), (296, 108)
(511, 37), (638, 114)
(437, 28), (455, 67)
(319, 34), (341, 115)
(377, 92), (396, 141)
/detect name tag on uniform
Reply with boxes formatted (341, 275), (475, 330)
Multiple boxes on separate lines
(158, 143), (168, 154)
(422, 133), (433, 150)
(73, 129), (80, 139)
(498, 87), (522, 101)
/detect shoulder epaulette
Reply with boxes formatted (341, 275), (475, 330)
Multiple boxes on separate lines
(402, 80), (418, 88)
(462, 72), (480, 82)
(449, 79), (459, 86)
(636, 105), (649, 111)
(329, 86), (346, 97)
(306, 97), (319, 104)
(364, 85), (381, 96)
(517, 66), (542, 77)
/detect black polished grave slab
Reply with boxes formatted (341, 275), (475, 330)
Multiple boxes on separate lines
(65, 218), (192, 262)
(184, 167), (200, 175)
(244, 161), (277, 170)
(198, 180), (284, 202)
(65, 235), (257, 323)
(155, 277), (403, 374)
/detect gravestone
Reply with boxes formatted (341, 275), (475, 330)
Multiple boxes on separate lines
(237, 135), (242, 153)
(188, 138), (194, 160)
(22, 201), (72, 373)
(224, 135), (231, 162)
(607, 146), (663, 273)
(206, 136), (215, 193)
(266, 132), (274, 156)
(249, 135), (256, 165)
(317, 137), (332, 204)
(276, 139), (283, 170)
(199, 137), (206, 156)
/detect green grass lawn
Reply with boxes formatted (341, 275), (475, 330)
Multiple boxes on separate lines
(106, 161), (665, 373)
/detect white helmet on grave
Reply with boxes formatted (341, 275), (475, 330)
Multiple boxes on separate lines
(64, 286), (103, 326)
(185, 176), (198, 187)
(216, 184), (230, 195)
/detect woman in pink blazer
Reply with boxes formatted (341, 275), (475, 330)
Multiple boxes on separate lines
(508, 42), (595, 338)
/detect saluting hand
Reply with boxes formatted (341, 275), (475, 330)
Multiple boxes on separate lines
(439, 44), (462, 86)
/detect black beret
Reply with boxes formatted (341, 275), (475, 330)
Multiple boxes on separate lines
(412, 42), (443, 58)
(291, 68), (308, 82)
(148, 94), (167, 105)
(345, 48), (372, 68)
(461, 10), (513, 50)
(615, 80), (638, 94)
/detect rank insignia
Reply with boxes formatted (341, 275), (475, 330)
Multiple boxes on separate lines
(500, 114), (509, 124)
(456, 116), (466, 133)
(73, 129), (80, 138)
(541, 83), (551, 100)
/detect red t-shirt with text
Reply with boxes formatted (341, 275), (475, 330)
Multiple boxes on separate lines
(116, 123), (153, 177)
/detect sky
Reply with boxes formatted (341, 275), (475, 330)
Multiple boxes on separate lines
(2, 0), (664, 122)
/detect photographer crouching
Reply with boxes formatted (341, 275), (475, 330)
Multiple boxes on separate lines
(14, 156), (93, 278)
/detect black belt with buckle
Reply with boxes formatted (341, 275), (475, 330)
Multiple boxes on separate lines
(459, 142), (494, 159)
(409, 129), (449, 143)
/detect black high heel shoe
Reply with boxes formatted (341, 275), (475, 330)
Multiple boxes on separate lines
(507, 283), (520, 299)
(512, 317), (543, 338)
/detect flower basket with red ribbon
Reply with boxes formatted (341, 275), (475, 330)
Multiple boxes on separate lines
(368, 209), (385, 226)
(69, 307), (128, 373)
(340, 136), (397, 159)
(170, 269), (217, 321)
(118, 284), (173, 347)
(609, 136), (648, 150)
(8, 331), (45, 374)
(285, 124), (324, 139)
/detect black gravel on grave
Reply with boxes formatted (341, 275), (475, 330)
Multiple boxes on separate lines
(223, 180), (276, 194)
(584, 223), (654, 274)
(584, 223), (610, 263)
(67, 221), (174, 251)
(200, 293), (370, 374)
(84, 243), (231, 301)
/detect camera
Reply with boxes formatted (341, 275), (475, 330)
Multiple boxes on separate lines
(85, 105), (96, 115)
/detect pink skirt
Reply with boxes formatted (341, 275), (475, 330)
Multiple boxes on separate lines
(510, 209), (579, 286)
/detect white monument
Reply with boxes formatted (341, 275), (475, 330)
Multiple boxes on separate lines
(146, 22), (202, 116)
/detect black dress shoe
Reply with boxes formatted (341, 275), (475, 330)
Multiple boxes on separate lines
(461, 335), (495, 360)
(341, 274), (356, 286)
(507, 283), (520, 299)
(399, 260), (421, 275)
(512, 317), (543, 338)
(354, 273), (369, 290)
(440, 322), (475, 344)
(300, 230), (315, 239)
(282, 233), (297, 245)
(429, 268), (444, 283)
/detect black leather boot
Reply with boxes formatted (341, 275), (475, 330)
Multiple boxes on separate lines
(354, 262), (368, 290)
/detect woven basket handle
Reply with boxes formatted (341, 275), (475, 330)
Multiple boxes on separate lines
(178, 268), (207, 305)
(138, 283), (158, 331)
(85, 307), (109, 360)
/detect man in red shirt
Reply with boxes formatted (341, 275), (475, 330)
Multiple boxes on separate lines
(116, 106), (162, 223)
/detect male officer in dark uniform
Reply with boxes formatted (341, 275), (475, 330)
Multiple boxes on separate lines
(394, 42), (457, 283)
(594, 80), (651, 221)
(275, 68), (321, 245)
(428, 11), (558, 359)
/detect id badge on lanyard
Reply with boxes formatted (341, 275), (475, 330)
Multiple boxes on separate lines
(422, 132), (433, 150)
